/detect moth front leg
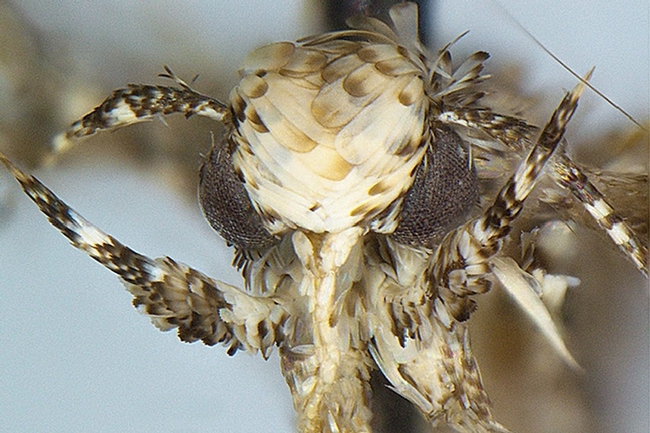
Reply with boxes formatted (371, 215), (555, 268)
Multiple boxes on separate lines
(369, 75), (589, 431)
(0, 153), (287, 358)
(430, 73), (590, 314)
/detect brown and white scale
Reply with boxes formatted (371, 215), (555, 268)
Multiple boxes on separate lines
(1, 2), (647, 432)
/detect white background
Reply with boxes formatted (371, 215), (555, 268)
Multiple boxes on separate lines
(1, 1), (648, 432)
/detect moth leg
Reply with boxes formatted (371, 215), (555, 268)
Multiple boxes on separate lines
(0, 153), (286, 358)
(552, 154), (648, 275)
(369, 77), (589, 432)
(430, 72), (590, 318)
(53, 66), (228, 153)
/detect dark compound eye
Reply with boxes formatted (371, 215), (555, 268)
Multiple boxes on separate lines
(392, 127), (478, 247)
(198, 137), (276, 252)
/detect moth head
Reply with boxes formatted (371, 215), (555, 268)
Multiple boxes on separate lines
(221, 36), (429, 235)
(200, 2), (476, 249)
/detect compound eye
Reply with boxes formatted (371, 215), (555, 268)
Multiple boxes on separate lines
(199, 137), (276, 252)
(392, 127), (478, 247)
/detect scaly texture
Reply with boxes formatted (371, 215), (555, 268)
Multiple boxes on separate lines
(2, 3), (647, 433)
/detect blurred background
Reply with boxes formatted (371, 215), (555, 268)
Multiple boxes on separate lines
(0, 1), (647, 432)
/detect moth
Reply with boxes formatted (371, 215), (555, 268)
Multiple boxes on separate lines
(1, 2), (647, 433)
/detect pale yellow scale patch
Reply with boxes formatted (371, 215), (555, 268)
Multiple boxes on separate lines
(333, 74), (424, 165)
(70, 214), (114, 248)
(298, 145), (353, 181)
(238, 74), (269, 99)
(609, 221), (630, 245)
(238, 73), (331, 152)
(232, 36), (429, 234)
(242, 41), (296, 73)
(106, 100), (140, 126)
(279, 48), (328, 78)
